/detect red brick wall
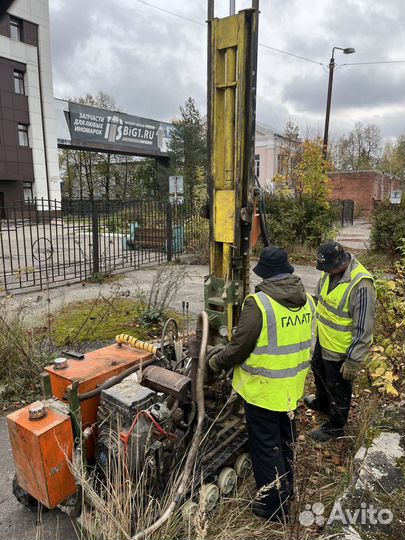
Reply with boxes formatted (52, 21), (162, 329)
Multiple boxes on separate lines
(328, 171), (401, 217)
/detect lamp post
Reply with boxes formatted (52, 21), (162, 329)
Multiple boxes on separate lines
(322, 46), (355, 159)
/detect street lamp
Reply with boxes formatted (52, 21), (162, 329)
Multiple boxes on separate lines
(322, 46), (355, 159)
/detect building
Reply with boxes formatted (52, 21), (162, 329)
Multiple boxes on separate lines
(329, 170), (401, 217)
(0, 0), (60, 214)
(254, 122), (287, 190)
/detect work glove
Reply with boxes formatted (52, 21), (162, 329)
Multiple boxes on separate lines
(340, 359), (360, 381)
(209, 354), (222, 373)
(206, 344), (226, 373)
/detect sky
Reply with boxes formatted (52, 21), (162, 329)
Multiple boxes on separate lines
(49, 0), (405, 141)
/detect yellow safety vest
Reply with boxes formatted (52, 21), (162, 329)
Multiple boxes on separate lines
(232, 292), (315, 412)
(316, 261), (374, 354)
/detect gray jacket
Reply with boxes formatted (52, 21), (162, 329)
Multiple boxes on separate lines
(314, 255), (376, 363)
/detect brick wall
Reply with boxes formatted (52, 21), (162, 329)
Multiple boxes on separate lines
(328, 170), (401, 217)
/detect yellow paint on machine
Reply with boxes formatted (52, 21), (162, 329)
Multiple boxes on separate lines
(214, 190), (235, 244)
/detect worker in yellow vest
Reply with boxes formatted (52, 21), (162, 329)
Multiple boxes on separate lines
(305, 241), (376, 442)
(208, 246), (315, 521)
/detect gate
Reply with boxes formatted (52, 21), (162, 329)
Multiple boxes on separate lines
(340, 199), (354, 227)
(0, 198), (205, 293)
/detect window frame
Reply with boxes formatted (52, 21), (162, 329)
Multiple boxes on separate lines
(13, 70), (25, 95)
(254, 153), (260, 179)
(23, 181), (33, 202)
(17, 123), (29, 147)
(9, 17), (23, 42)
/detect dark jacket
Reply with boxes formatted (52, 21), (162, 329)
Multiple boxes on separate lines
(214, 274), (308, 371)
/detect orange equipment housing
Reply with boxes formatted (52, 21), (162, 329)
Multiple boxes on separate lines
(7, 342), (153, 508)
(7, 400), (77, 508)
(44, 343), (153, 459)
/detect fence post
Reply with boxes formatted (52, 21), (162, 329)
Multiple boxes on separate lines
(166, 202), (173, 262)
(92, 201), (100, 274)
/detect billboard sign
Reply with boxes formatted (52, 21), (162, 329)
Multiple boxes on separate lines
(68, 102), (172, 156)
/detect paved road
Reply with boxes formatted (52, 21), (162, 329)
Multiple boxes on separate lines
(0, 262), (319, 539)
(335, 219), (371, 250)
(4, 262), (320, 325)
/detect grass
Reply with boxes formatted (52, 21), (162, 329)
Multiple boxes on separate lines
(50, 297), (152, 347)
(355, 249), (395, 274)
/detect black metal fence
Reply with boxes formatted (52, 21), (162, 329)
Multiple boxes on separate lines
(0, 198), (207, 293)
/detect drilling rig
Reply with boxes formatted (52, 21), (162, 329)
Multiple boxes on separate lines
(7, 2), (264, 537)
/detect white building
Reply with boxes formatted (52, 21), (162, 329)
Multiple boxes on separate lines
(254, 122), (287, 191)
(0, 0), (60, 213)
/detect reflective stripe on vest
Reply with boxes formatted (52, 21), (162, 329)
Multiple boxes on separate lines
(316, 261), (374, 354)
(232, 292), (314, 412)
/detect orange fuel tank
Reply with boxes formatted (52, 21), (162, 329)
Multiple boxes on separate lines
(7, 400), (77, 509)
(44, 343), (153, 458)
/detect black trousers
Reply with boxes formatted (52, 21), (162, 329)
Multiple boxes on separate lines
(311, 340), (352, 429)
(244, 401), (296, 518)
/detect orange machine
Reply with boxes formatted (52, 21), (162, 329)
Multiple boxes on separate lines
(7, 342), (153, 508)
(7, 400), (77, 508)
(44, 343), (153, 459)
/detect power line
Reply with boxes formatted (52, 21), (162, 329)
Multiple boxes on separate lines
(133, 0), (405, 68)
(258, 43), (325, 66)
(134, 0), (205, 26)
(340, 60), (405, 66)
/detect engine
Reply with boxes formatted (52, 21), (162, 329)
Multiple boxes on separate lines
(95, 366), (194, 494)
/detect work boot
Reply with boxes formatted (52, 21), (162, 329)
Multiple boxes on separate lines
(252, 501), (289, 523)
(309, 423), (344, 443)
(304, 395), (329, 414)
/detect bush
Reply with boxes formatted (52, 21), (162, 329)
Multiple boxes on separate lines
(370, 200), (405, 255)
(264, 193), (338, 248)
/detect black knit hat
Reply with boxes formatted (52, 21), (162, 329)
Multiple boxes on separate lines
(316, 241), (350, 271)
(253, 246), (294, 279)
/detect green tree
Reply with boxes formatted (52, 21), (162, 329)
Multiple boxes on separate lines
(381, 135), (405, 184)
(333, 122), (382, 171)
(168, 97), (207, 202)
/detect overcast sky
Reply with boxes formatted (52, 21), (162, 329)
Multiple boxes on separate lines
(49, 0), (405, 141)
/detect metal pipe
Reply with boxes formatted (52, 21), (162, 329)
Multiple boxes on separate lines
(77, 357), (156, 401)
(131, 311), (209, 540)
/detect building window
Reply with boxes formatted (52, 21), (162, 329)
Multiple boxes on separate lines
(10, 17), (23, 42)
(254, 154), (260, 178)
(18, 124), (29, 147)
(14, 70), (25, 95)
(23, 182), (33, 202)
(277, 154), (282, 174)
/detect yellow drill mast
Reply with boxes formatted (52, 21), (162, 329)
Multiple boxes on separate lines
(205, 1), (259, 339)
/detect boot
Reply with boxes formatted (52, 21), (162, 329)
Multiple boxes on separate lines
(304, 395), (329, 414)
(309, 422), (344, 443)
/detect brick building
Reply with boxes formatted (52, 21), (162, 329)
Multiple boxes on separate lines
(328, 170), (401, 217)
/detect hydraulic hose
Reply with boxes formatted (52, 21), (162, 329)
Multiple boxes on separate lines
(130, 311), (209, 540)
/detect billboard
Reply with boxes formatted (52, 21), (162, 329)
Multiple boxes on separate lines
(68, 102), (172, 156)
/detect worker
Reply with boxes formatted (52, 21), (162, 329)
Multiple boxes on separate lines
(305, 241), (376, 442)
(208, 246), (315, 521)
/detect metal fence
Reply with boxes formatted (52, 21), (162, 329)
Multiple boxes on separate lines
(338, 199), (354, 227)
(0, 198), (207, 293)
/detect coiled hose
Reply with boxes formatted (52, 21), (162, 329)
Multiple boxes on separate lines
(130, 311), (209, 540)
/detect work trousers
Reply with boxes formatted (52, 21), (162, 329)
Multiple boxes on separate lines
(311, 340), (352, 429)
(244, 401), (296, 518)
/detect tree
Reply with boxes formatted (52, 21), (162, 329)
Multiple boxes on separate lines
(333, 122), (382, 171)
(296, 138), (332, 206)
(272, 120), (303, 194)
(381, 135), (405, 184)
(167, 97), (207, 202)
